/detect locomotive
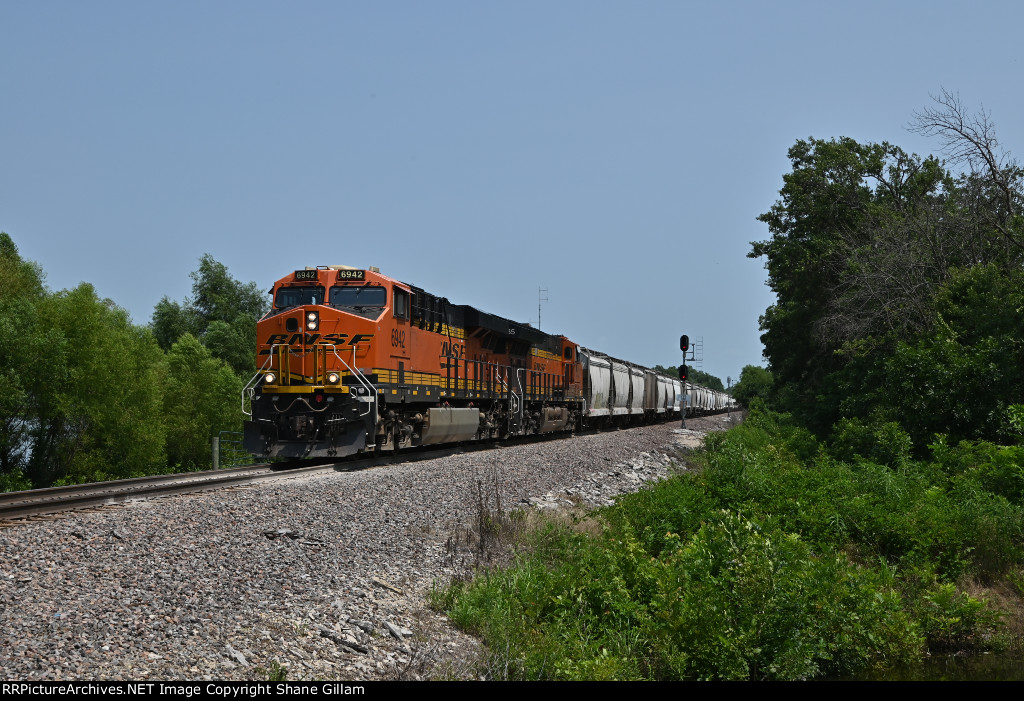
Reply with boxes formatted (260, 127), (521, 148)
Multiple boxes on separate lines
(242, 266), (732, 459)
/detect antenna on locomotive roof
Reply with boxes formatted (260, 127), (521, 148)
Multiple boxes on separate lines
(538, 287), (548, 330)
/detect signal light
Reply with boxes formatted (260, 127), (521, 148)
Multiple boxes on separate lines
(680, 335), (690, 352)
(679, 364), (688, 381)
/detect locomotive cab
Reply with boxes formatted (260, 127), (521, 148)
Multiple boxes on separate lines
(243, 266), (391, 458)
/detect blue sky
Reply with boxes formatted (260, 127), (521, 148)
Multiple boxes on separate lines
(3, 1), (1023, 384)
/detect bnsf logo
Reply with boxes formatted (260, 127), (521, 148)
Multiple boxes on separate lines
(441, 340), (465, 358)
(263, 333), (373, 347)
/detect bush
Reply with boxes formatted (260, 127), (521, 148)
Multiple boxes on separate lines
(651, 511), (921, 680)
(831, 417), (913, 467)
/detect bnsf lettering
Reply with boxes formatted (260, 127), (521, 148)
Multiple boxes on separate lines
(391, 329), (406, 349)
(441, 341), (465, 358)
(261, 333), (372, 347)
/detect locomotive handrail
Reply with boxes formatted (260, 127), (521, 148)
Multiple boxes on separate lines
(510, 367), (523, 419)
(241, 345), (281, 416)
(327, 344), (377, 418)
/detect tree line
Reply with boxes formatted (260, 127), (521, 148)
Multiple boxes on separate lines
(652, 364), (724, 391)
(0, 242), (267, 490)
(736, 89), (1023, 450)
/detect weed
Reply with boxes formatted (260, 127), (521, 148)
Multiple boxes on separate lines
(256, 660), (288, 682)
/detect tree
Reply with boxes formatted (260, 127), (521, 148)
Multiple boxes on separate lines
(653, 365), (725, 390)
(753, 98), (1024, 445)
(163, 334), (244, 470)
(152, 254), (269, 376)
(27, 284), (166, 487)
(749, 136), (1006, 430)
(751, 138), (903, 421)
(731, 365), (774, 407)
(0, 233), (50, 487)
(872, 265), (1024, 446)
(910, 88), (1024, 252)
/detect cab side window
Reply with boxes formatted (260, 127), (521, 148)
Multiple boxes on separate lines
(394, 288), (410, 320)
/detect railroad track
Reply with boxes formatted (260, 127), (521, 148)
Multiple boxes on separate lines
(0, 462), (323, 521)
(0, 416), (705, 523)
(0, 431), (571, 522)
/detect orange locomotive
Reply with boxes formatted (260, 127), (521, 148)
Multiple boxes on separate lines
(243, 266), (585, 458)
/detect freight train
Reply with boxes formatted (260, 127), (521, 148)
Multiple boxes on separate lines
(242, 266), (733, 459)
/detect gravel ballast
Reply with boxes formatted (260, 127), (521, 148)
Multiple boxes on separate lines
(0, 415), (736, 681)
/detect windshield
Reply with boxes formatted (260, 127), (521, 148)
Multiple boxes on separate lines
(330, 285), (387, 308)
(275, 285), (325, 309)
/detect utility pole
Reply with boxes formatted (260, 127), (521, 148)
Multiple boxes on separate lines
(538, 287), (548, 330)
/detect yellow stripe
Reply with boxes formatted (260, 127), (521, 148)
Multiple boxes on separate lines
(530, 348), (562, 361)
(411, 322), (466, 339)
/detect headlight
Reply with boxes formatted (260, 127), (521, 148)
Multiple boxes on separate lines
(307, 312), (317, 322)
(306, 310), (319, 331)
(264, 372), (276, 384)
(307, 320), (317, 330)
(327, 372), (340, 384)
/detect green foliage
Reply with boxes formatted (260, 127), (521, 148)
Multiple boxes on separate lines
(1, 234), (169, 487)
(830, 417), (913, 468)
(917, 582), (1000, 651)
(257, 660), (289, 682)
(440, 500), (924, 680)
(689, 368), (724, 391)
(730, 364), (773, 407)
(0, 234), (258, 489)
(1008, 404), (1024, 441)
(151, 254), (268, 376)
(751, 138), (946, 430)
(653, 364), (724, 391)
(437, 405), (1022, 679)
(868, 265), (1024, 448)
(0, 233), (50, 478)
(163, 334), (244, 470)
(752, 129), (1024, 442)
(30, 284), (167, 487)
(651, 511), (920, 679)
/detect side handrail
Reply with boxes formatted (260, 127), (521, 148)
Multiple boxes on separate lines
(242, 344), (282, 416)
(510, 367), (523, 416)
(327, 344), (377, 418)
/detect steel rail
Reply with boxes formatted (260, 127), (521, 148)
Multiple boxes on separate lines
(0, 463), (318, 521)
(0, 412), (710, 522)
